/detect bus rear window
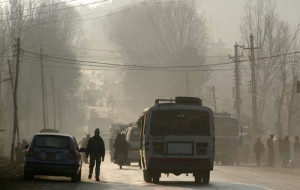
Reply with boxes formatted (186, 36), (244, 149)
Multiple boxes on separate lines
(151, 110), (211, 136)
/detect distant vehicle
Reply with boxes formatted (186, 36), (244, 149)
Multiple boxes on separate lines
(23, 133), (84, 182)
(125, 122), (140, 165)
(139, 97), (215, 184)
(214, 112), (240, 165)
(39, 128), (59, 133)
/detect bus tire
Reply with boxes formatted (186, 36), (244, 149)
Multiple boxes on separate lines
(203, 171), (210, 184)
(144, 171), (152, 183)
(194, 174), (202, 184)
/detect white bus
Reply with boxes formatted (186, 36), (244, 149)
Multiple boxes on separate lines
(138, 97), (215, 184)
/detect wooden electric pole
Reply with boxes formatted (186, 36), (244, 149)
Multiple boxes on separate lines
(229, 43), (243, 121)
(40, 46), (47, 129)
(51, 75), (57, 130)
(10, 37), (20, 162)
(243, 33), (259, 133)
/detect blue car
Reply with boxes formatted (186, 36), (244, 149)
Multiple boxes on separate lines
(23, 133), (84, 182)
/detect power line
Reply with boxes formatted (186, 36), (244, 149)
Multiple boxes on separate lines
(21, 49), (300, 72)
(0, 0), (108, 22)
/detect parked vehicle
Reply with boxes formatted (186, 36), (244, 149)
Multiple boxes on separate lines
(23, 133), (84, 182)
(125, 122), (140, 165)
(138, 97), (215, 184)
(214, 112), (240, 165)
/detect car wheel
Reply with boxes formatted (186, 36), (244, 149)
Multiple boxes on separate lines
(23, 171), (34, 181)
(77, 170), (81, 182)
(71, 173), (77, 182)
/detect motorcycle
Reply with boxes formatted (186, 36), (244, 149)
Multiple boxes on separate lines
(114, 149), (128, 169)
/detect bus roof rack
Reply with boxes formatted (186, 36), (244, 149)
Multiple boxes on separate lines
(175, 97), (202, 105)
(155, 98), (174, 105)
(154, 97), (202, 106)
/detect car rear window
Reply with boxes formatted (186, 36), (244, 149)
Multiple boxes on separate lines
(34, 135), (70, 149)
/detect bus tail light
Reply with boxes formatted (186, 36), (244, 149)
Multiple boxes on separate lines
(196, 143), (208, 155)
(153, 142), (164, 155)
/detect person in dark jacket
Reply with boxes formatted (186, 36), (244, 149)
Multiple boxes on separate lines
(267, 134), (274, 167)
(254, 137), (265, 166)
(113, 133), (129, 162)
(281, 136), (291, 167)
(86, 128), (105, 181)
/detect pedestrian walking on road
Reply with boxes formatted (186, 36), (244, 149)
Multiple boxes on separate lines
(267, 134), (274, 167)
(294, 136), (300, 158)
(281, 136), (291, 167)
(86, 128), (105, 181)
(254, 137), (265, 166)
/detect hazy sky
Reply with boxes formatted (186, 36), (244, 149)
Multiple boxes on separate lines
(73, 0), (300, 48)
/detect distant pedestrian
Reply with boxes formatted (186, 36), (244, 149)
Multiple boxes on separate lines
(14, 142), (22, 165)
(281, 136), (291, 167)
(236, 135), (243, 166)
(267, 134), (274, 166)
(278, 137), (284, 163)
(82, 134), (90, 164)
(86, 128), (105, 181)
(293, 136), (300, 160)
(253, 137), (265, 166)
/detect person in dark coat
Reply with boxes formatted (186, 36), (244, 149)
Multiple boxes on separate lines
(294, 136), (300, 159)
(267, 134), (274, 167)
(86, 128), (105, 181)
(281, 136), (291, 167)
(254, 137), (265, 166)
(113, 133), (129, 162)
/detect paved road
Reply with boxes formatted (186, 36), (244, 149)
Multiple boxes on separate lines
(4, 153), (300, 190)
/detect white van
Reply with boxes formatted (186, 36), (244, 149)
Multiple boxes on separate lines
(125, 122), (140, 165)
(138, 97), (215, 184)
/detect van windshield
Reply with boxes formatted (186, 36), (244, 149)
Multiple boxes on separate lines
(151, 110), (211, 136)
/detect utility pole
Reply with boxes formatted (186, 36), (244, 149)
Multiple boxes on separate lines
(10, 38), (20, 162)
(212, 86), (217, 112)
(51, 75), (57, 130)
(243, 33), (259, 133)
(40, 46), (47, 129)
(229, 43), (243, 121)
(185, 72), (190, 96)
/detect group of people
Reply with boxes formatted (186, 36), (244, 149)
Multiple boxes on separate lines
(84, 128), (128, 181)
(253, 134), (300, 167)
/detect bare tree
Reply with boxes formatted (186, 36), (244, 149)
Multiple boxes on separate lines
(105, 0), (209, 113)
(240, 0), (293, 136)
(0, 0), (85, 160)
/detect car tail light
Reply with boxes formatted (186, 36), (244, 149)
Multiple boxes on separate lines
(26, 147), (35, 157)
(153, 142), (164, 155)
(67, 150), (76, 159)
(196, 143), (208, 155)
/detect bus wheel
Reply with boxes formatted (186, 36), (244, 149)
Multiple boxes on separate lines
(194, 174), (202, 184)
(152, 173), (160, 183)
(203, 171), (210, 184)
(144, 171), (152, 183)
